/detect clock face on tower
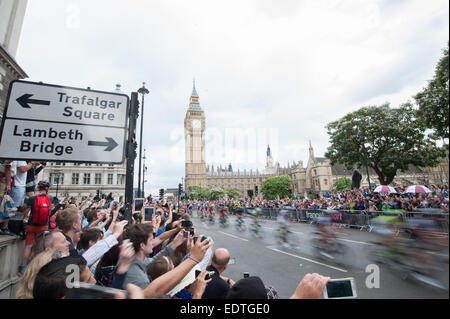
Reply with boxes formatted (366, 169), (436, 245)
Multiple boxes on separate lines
(192, 119), (201, 129)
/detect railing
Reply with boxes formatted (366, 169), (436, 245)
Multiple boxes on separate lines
(239, 207), (449, 234)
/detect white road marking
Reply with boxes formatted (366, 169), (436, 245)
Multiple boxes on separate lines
(336, 238), (373, 245)
(267, 247), (348, 273)
(263, 226), (304, 235)
(218, 231), (249, 242)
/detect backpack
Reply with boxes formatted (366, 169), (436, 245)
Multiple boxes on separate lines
(0, 194), (17, 219)
(32, 194), (51, 226)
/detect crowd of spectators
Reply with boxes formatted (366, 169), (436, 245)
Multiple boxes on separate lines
(0, 162), (331, 299)
(193, 185), (449, 214)
(1, 159), (447, 299)
(11, 191), (332, 299)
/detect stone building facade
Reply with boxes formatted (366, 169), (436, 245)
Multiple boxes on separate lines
(0, 0), (28, 119)
(184, 83), (448, 197)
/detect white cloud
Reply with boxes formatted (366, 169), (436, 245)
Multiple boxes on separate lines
(15, 0), (449, 193)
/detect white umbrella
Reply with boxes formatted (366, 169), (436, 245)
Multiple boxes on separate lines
(404, 185), (432, 193)
(374, 185), (397, 194)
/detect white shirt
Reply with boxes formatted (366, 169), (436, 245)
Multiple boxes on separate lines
(13, 161), (28, 187)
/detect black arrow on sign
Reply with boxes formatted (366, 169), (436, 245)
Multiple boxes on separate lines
(88, 137), (119, 152)
(16, 94), (50, 109)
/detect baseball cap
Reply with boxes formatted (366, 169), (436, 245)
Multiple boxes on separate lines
(226, 276), (268, 299)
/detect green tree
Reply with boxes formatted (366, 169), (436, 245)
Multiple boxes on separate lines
(210, 187), (226, 200)
(334, 177), (352, 191)
(325, 103), (445, 185)
(225, 188), (241, 199)
(261, 176), (292, 200)
(414, 42), (449, 147)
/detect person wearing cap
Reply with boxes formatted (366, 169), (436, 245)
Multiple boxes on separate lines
(20, 181), (54, 272)
(202, 248), (235, 299)
(225, 273), (330, 299)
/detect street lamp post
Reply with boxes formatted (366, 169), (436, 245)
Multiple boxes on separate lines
(142, 148), (147, 198)
(358, 130), (371, 189)
(137, 82), (149, 198)
(55, 172), (60, 199)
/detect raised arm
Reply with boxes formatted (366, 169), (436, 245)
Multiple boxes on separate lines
(143, 235), (214, 298)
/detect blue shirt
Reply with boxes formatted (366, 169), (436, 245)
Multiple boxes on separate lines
(156, 226), (166, 237)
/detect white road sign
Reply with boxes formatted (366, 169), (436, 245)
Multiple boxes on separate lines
(6, 81), (128, 128)
(0, 80), (129, 164)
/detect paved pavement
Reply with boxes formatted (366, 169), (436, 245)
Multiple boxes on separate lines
(190, 214), (449, 299)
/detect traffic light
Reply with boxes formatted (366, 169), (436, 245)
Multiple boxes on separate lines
(255, 185), (258, 195)
(159, 188), (164, 199)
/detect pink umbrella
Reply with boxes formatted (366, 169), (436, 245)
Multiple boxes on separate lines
(374, 185), (397, 194)
(404, 185), (432, 193)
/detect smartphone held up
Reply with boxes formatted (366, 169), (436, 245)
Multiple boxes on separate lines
(322, 278), (357, 299)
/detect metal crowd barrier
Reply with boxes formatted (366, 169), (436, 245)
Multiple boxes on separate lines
(241, 207), (449, 234)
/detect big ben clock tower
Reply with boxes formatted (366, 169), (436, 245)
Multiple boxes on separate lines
(184, 81), (206, 191)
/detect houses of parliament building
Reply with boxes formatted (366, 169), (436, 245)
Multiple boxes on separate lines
(184, 83), (449, 197)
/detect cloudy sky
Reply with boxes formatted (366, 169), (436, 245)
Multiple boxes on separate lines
(16, 0), (449, 196)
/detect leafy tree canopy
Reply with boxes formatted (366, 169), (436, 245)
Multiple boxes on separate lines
(325, 103), (445, 185)
(187, 186), (241, 200)
(415, 42), (449, 146)
(261, 176), (292, 200)
(334, 177), (352, 192)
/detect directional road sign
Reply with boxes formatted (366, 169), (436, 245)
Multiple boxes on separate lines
(0, 80), (129, 164)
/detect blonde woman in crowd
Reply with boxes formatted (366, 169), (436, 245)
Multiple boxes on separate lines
(16, 248), (67, 299)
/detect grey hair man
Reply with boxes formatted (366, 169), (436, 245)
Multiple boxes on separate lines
(202, 248), (235, 299)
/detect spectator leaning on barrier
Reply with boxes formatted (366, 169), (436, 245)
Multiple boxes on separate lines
(202, 248), (235, 299)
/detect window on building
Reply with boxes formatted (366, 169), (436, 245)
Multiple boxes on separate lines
(72, 173), (79, 185)
(324, 179), (328, 185)
(86, 163), (92, 166)
(96, 164), (102, 167)
(109, 164), (114, 167)
(117, 174), (125, 185)
(108, 174), (114, 184)
(95, 173), (102, 185)
(74, 163), (81, 166)
(83, 173), (91, 184)
(50, 173), (64, 185)
(314, 169), (317, 176)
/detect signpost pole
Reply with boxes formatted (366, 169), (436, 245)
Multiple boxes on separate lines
(124, 92), (139, 225)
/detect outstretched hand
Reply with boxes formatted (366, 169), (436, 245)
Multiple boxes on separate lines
(290, 273), (330, 299)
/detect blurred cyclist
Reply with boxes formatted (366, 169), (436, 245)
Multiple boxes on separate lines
(314, 216), (334, 250)
(219, 206), (228, 226)
(277, 210), (291, 243)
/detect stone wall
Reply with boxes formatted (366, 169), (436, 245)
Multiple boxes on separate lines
(0, 236), (24, 299)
